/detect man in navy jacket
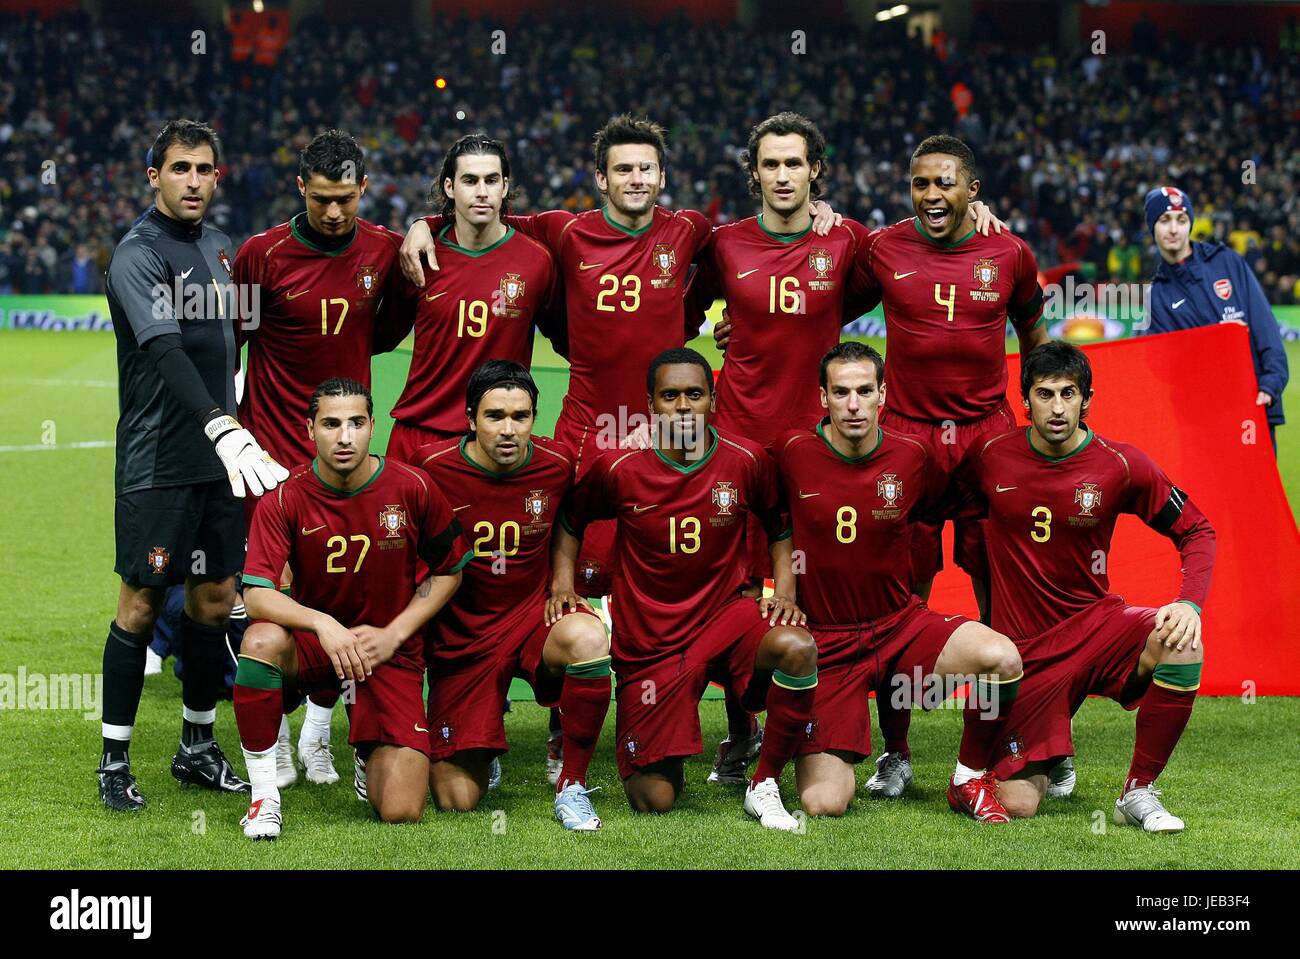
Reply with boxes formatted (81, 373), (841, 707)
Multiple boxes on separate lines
(1142, 186), (1288, 451)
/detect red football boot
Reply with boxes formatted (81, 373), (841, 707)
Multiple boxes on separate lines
(947, 773), (1011, 823)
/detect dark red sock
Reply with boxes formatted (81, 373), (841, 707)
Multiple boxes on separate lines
(752, 670), (816, 785)
(958, 673), (1021, 770)
(876, 694), (912, 759)
(308, 688), (340, 709)
(234, 685), (281, 752)
(1126, 683), (1196, 792)
(556, 671), (611, 792)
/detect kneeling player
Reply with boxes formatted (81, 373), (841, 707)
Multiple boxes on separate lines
(958, 341), (1214, 830)
(553, 348), (818, 831)
(414, 361), (611, 830)
(776, 343), (1024, 821)
(233, 378), (469, 839)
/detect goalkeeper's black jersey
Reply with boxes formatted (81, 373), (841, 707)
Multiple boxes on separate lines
(107, 207), (239, 493)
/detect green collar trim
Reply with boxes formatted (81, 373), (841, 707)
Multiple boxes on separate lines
(757, 213), (812, 243)
(817, 419), (884, 463)
(458, 435), (534, 478)
(313, 455), (384, 495)
(290, 212), (357, 256)
(654, 426), (719, 474)
(1027, 426), (1094, 462)
(437, 222), (515, 257)
(912, 216), (975, 249)
(602, 205), (654, 237)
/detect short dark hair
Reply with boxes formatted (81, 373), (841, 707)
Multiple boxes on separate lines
(646, 347), (713, 396)
(743, 112), (827, 199)
(594, 114), (667, 176)
(465, 359), (539, 420)
(1020, 340), (1093, 410)
(309, 377), (373, 420)
(911, 134), (979, 185)
(819, 340), (885, 389)
(148, 119), (221, 170)
(300, 129), (366, 184)
(436, 134), (513, 218)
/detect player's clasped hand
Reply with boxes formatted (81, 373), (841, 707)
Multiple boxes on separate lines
(352, 624), (403, 668)
(758, 594), (806, 627)
(1153, 602), (1201, 652)
(204, 414), (290, 498)
(316, 614), (374, 682)
(544, 589), (587, 627)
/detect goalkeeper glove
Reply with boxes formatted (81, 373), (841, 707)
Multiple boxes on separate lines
(203, 412), (290, 498)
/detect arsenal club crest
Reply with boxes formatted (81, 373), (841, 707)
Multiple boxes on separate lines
(525, 489), (549, 522)
(808, 248), (833, 279)
(356, 265), (380, 296)
(216, 248), (233, 277)
(974, 257), (999, 290)
(500, 272), (525, 306)
(712, 481), (737, 515)
(1074, 482), (1102, 516)
(877, 472), (902, 507)
(378, 504), (407, 539)
(652, 243), (677, 277)
(1214, 278), (1233, 301)
(147, 546), (170, 572)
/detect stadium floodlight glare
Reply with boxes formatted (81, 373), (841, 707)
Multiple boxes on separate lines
(875, 4), (909, 21)
(253, 0), (264, 11)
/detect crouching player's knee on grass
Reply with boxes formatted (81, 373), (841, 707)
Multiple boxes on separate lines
(624, 759), (685, 814)
(364, 745), (428, 823)
(795, 751), (856, 817)
(998, 768), (1049, 819)
(429, 750), (495, 813)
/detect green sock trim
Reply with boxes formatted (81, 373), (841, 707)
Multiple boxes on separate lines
(235, 656), (283, 690)
(565, 655), (612, 679)
(977, 671), (1023, 706)
(773, 667), (817, 691)
(1152, 661), (1201, 691)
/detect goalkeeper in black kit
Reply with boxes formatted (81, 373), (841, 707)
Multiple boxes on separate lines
(97, 119), (288, 811)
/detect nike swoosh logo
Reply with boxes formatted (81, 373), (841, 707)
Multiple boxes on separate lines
(425, 291), (448, 302)
(578, 261), (603, 271)
(944, 615), (960, 622)
(181, 267), (194, 279)
(414, 723), (429, 733)
(301, 524), (327, 535)
(994, 485), (1017, 493)
(452, 505), (472, 512)
(1172, 299), (1185, 309)
(736, 269), (759, 279)
(798, 491), (820, 499)
(893, 271), (917, 280)
(285, 290), (309, 300)
(632, 504), (658, 513)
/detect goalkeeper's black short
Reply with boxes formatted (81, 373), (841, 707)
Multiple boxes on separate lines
(114, 479), (245, 587)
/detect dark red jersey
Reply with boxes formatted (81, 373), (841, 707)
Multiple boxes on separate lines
(234, 216), (407, 465)
(413, 435), (575, 660)
(774, 422), (945, 626)
(956, 427), (1216, 639)
(559, 427), (781, 669)
(389, 224), (559, 436)
(853, 218), (1044, 422)
(244, 456), (472, 670)
(705, 216), (876, 447)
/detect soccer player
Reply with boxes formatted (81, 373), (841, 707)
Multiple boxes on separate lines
(847, 134), (1049, 798)
(234, 378), (469, 839)
(413, 361), (612, 830)
(552, 347), (819, 831)
(957, 341), (1215, 830)
(386, 135), (562, 460)
(234, 129), (410, 786)
(99, 119), (287, 811)
(775, 342), (1023, 821)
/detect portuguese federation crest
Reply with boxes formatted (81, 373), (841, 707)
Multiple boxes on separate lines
(378, 504), (408, 539)
(712, 481), (737, 515)
(525, 489), (549, 522)
(147, 546), (171, 573)
(500, 272), (525, 306)
(356, 265), (379, 294)
(216, 248), (233, 276)
(974, 257), (999, 290)
(808, 248), (833, 279)
(876, 472), (903, 507)
(652, 243), (677, 277)
(1074, 482), (1102, 516)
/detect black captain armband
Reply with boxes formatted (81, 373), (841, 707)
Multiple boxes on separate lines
(1151, 486), (1189, 534)
(1009, 285), (1045, 325)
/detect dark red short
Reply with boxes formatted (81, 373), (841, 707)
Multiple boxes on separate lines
(612, 597), (771, 780)
(386, 420), (463, 466)
(882, 402), (1016, 583)
(798, 596), (969, 761)
(424, 606), (599, 763)
(991, 595), (1156, 780)
(556, 417), (620, 597)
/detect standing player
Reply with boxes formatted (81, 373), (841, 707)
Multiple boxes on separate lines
(775, 343), (1023, 821)
(234, 378), (469, 838)
(99, 119), (287, 811)
(414, 361), (612, 830)
(552, 348), (819, 831)
(848, 134), (1049, 798)
(234, 129), (410, 786)
(958, 342), (1214, 830)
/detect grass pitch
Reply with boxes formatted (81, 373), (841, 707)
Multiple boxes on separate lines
(1, 330), (1298, 869)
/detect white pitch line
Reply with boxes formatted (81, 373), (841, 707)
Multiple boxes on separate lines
(0, 440), (116, 453)
(0, 378), (116, 388)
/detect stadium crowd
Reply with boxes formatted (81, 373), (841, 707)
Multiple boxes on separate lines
(1, 11), (1297, 304)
